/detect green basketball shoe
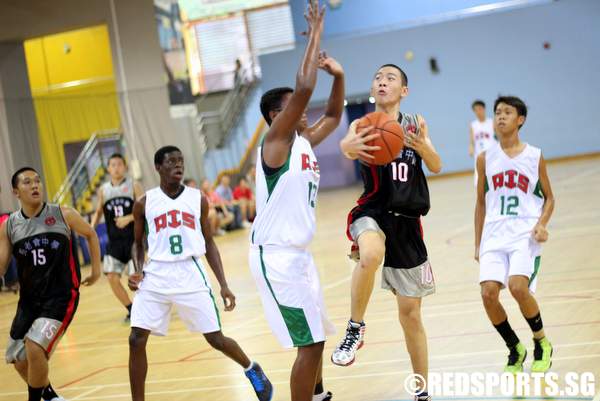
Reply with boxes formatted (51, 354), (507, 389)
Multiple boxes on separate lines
(531, 337), (553, 373)
(504, 342), (527, 374)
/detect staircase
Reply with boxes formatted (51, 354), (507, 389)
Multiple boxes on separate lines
(53, 130), (125, 213)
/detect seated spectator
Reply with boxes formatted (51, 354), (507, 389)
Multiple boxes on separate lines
(201, 179), (234, 234)
(183, 178), (198, 188)
(233, 177), (255, 222)
(215, 174), (246, 229)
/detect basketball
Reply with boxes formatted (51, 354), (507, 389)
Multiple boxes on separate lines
(356, 111), (404, 165)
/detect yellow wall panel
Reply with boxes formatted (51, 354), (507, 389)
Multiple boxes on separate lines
(23, 38), (49, 95)
(41, 25), (114, 89)
(24, 24), (121, 200)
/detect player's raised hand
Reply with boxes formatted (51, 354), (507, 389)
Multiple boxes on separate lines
(533, 223), (549, 242)
(128, 271), (144, 291)
(340, 120), (381, 160)
(318, 51), (343, 77)
(221, 286), (236, 311)
(405, 115), (428, 151)
(302, 0), (325, 36)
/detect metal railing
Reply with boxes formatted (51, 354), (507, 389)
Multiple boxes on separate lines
(196, 64), (260, 150)
(53, 130), (124, 208)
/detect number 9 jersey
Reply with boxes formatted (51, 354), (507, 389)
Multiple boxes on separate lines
(145, 186), (205, 262)
(480, 142), (544, 255)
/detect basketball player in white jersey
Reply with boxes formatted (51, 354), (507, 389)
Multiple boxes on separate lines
(91, 153), (143, 321)
(127, 146), (273, 401)
(469, 100), (496, 186)
(475, 96), (555, 373)
(249, 2), (343, 400)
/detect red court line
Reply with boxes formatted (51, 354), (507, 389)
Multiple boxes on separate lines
(58, 319), (600, 389)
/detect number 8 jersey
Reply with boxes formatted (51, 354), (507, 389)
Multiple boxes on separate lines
(480, 142), (545, 254)
(145, 186), (205, 262)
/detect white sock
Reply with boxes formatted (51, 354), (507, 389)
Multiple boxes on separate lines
(312, 391), (327, 401)
(244, 361), (255, 372)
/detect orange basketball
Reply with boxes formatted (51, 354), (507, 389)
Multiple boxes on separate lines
(356, 111), (404, 165)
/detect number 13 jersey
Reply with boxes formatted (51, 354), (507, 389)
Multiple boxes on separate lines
(480, 142), (544, 254)
(252, 134), (320, 249)
(145, 186), (205, 262)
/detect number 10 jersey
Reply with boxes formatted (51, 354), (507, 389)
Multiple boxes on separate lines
(480, 142), (544, 254)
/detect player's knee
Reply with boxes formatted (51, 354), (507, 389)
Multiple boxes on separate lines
(508, 281), (529, 301)
(205, 332), (226, 351)
(398, 304), (422, 326)
(481, 284), (500, 305)
(359, 247), (384, 271)
(128, 330), (148, 350)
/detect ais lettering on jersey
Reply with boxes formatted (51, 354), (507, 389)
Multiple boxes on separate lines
(154, 210), (196, 233)
(491, 170), (530, 193)
(301, 153), (320, 174)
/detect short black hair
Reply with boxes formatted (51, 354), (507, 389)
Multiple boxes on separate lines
(260, 87), (293, 125)
(494, 96), (528, 127)
(379, 64), (408, 86)
(472, 100), (486, 109)
(108, 153), (126, 165)
(11, 167), (38, 189)
(154, 145), (181, 166)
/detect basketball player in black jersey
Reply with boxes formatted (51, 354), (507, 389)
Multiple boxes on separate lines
(331, 65), (442, 401)
(91, 153), (144, 321)
(0, 167), (102, 401)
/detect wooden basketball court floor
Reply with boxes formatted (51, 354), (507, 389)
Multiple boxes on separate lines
(1, 156), (599, 401)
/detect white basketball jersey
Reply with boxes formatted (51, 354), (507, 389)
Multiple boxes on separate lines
(145, 186), (205, 261)
(251, 134), (319, 249)
(471, 118), (495, 157)
(480, 142), (544, 254)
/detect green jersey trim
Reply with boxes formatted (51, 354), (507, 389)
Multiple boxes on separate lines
(191, 256), (222, 329)
(259, 245), (314, 347)
(529, 256), (541, 287)
(533, 180), (544, 199)
(264, 148), (291, 198)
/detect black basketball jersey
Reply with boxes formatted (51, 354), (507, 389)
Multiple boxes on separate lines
(353, 113), (431, 218)
(7, 203), (80, 300)
(101, 178), (135, 240)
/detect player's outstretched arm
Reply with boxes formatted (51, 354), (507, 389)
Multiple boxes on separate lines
(406, 115), (442, 173)
(90, 189), (104, 228)
(0, 221), (12, 277)
(339, 120), (381, 161)
(129, 195), (146, 291)
(533, 154), (555, 242)
(263, 1), (324, 168)
(474, 153), (487, 262)
(469, 126), (474, 157)
(62, 206), (101, 286)
(200, 194), (236, 312)
(303, 52), (345, 147)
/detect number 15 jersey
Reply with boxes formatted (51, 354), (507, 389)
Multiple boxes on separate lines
(480, 142), (544, 254)
(145, 186), (205, 262)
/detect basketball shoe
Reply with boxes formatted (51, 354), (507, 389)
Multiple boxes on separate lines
(245, 362), (273, 401)
(331, 320), (365, 366)
(531, 337), (552, 372)
(504, 342), (527, 373)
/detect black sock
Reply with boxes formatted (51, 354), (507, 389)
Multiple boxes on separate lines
(28, 385), (43, 401)
(526, 312), (543, 333)
(493, 319), (520, 348)
(126, 303), (132, 313)
(314, 380), (324, 395)
(42, 383), (58, 400)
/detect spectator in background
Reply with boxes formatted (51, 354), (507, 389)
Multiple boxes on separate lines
(233, 177), (255, 222)
(216, 175), (246, 229)
(246, 164), (256, 195)
(201, 179), (233, 235)
(183, 178), (198, 188)
(234, 58), (243, 86)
